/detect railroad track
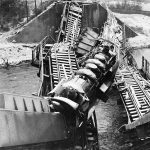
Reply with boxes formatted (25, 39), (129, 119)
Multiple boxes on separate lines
(39, 2), (83, 91)
(50, 43), (78, 88)
(38, 42), (78, 94)
(41, 43), (99, 149)
(65, 3), (82, 46)
(115, 66), (150, 122)
(37, 2), (100, 148)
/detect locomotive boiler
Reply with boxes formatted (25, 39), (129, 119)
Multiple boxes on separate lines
(48, 45), (118, 120)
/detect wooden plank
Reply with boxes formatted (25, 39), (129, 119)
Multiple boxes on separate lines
(86, 28), (98, 39)
(0, 110), (67, 147)
(82, 37), (95, 46)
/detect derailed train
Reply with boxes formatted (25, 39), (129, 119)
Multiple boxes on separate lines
(0, 1), (122, 149)
(45, 42), (119, 149)
(49, 44), (118, 119)
(34, 1), (121, 149)
(37, 24), (120, 148)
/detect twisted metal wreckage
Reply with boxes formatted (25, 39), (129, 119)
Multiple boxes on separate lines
(0, 1), (123, 149)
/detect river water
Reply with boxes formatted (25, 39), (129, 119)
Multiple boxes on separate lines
(0, 63), (150, 150)
(0, 63), (40, 96)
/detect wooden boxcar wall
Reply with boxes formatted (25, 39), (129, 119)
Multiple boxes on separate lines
(81, 3), (108, 33)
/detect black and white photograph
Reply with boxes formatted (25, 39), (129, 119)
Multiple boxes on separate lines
(0, 0), (150, 149)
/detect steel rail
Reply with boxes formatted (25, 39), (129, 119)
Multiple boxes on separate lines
(116, 66), (150, 122)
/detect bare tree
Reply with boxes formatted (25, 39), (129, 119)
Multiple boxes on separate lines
(34, 0), (37, 16)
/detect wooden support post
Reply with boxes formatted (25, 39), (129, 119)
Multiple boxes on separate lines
(26, 0), (29, 22)
(40, 43), (44, 84)
(142, 56), (144, 71)
(34, 0), (37, 16)
(41, 0), (43, 10)
(48, 56), (53, 90)
(146, 59), (147, 72)
(147, 61), (149, 74)
(38, 44), (43, 96)
(122, 23), (127, 64)
(122, 23), (126, 50)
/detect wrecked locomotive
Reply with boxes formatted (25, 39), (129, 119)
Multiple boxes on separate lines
(0, 1), (122, 149)
(35, 1), (122, 149)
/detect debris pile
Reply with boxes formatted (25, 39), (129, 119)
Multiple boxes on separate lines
(0, 43), (36, 66)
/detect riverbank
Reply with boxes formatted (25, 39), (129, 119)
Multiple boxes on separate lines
(114, 13), (150, 49)
(0, 1), (150, 67)
(0, 64), (39, 96)
(100, 0), (150, 49)
(0, 42), (36, 67)
(0, 20), (37, 67)
(100, 0), (150, 12)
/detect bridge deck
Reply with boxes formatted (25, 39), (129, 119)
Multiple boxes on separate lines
(115, 65), (150, 139)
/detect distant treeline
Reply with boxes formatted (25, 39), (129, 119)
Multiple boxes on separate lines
(0, 0), (27, 30)
(109, 0), (150, 17)
(0, 0), (54, 31)
(108, 0), (142, 12)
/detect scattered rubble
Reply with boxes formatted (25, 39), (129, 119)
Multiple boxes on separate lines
(0, 42), (36, 67)
(114, 13), (150, 49)
(128, 34), (150, 49)
(0, 23), (37, 67)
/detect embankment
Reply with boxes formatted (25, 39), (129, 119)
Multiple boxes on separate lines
(10, 2), (64, 43)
